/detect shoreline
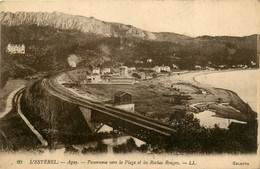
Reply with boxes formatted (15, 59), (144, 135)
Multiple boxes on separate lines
(159, 69), (257, 122)
(193, 69), (258, 112)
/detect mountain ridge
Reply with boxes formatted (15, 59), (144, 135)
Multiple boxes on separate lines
(1, 11), (257, 40)
(0, 12), (258, 88)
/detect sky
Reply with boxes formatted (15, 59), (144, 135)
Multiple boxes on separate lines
(1, 0), (260, 37)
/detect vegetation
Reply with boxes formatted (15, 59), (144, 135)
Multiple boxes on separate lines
(110, 110), (257, 154)
(81, 142), (108, 154)
(1, 24), (257, 87)
(164, 110), (257, 153)
(0, 108), (41, 151)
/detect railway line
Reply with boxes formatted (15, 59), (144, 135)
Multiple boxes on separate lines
(42, 74), (177, 138)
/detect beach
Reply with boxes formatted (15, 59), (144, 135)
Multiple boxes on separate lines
(195, 69), (258, 112)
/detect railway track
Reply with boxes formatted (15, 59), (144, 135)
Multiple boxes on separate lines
(42, 75), (176, 137)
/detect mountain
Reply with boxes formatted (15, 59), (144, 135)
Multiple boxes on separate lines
(0, 12), (258, 87)
(1, 12), (159, 40)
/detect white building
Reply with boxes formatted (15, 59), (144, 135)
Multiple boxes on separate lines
(195, 65), (202, 69)
(119, 66), (128, 77)
(140, 72), (146, 80)
(251, 61), (256, 66)
(172, 64), (179, 69)
(135, 60), (143, 64)
(101, 68), (111, 74)
(153, 66), (161, 73)
(91, 74), (102, 83)
(147, 59), (152, 63)
(161, 66), (171, 72)
(93, 68), (101, 74)
(68, 60), (76, 67)
(6, 44), (25, 54)
(128, 67), (136, 72)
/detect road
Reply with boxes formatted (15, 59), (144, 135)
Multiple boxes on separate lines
(0, 86), (25, 119)
(16, 92), (48, 146)
(0, 86), (48, 147)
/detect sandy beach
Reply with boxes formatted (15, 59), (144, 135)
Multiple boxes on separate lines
(195, 69), (258, 111)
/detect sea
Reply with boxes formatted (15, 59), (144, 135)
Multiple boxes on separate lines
(195, 69), (258, 112)
(194, 69), (258, 128)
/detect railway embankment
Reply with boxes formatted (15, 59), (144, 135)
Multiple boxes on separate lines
(21, 80), (92, 147)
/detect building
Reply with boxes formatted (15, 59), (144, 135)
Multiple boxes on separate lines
(153, 66), (161, 73)
(147, 59), (152, 63)
(251, 61), (256, 66)
(119, 66), (128, 77)
(68, 60), (77, 67)
(140, 72), (152, 80)
(160, 66), (171, 72)
(91, 74), (102, 83)
(194, 65), (202, 69)
(101, 68), (111, 74)
(172, 64), (179, 69)
(6, 44), (25, 54)
(206, 66), (215, 70)
(140, 72), (146, 80)
(128, 67), (136, 72)
(93, 68), (100, 74)
(114, 91), (135, 113)
(135, 60), (143, 64)
(107, 77), (135, 84)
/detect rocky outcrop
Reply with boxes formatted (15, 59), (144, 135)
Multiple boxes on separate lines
(0, 11), (158, 40)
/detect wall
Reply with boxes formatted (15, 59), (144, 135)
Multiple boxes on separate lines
(22, 81), (92, 146)
(115, 103), (135, 113)
(79, 106), (101, 132)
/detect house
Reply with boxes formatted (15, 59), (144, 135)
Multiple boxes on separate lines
(114, 91), (132, 105)
(91, 74), (102, 83)
(219, 65), (227, 69)
(251, 61), (256, 66)
(146, 75), (152, 80)
(140, 72), (146, 80)
(206, 66), (215, 70)
(93, 68), (100, 74)
(147, 59), (152, 63)
(153, 66), (161, 73)
(119, 66), (128, 77)
(161, 66), (171, 72)
(101, 68), (111, 74)
(140, 72), (152, 80)
(128, 67), (136, 72)
(135, 60), (143, 64)
(195, 65), (202, 69)
(6, 44), (25, 54)
(68, 60), (77, 67)
(242, 65), (248, 69)
(114, 91), (135, 113)
(172, 64), (179, 69)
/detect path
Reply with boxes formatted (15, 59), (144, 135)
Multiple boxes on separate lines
(0, 86), (25, 118)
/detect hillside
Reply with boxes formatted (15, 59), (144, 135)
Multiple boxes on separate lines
(0, 12), (258, 87)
